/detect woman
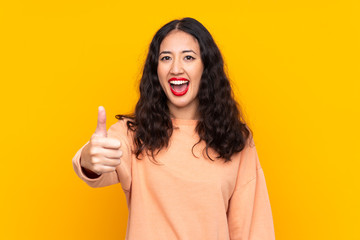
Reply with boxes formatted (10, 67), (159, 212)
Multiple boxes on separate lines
(73, 17), (275, 239)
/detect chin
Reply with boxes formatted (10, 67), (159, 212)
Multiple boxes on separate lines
(171, 102), (189, 108)
(167, 99), (185, 107)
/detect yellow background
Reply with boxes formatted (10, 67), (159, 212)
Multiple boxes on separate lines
(1, 0), (359, 239)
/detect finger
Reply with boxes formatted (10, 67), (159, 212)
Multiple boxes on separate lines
(102, 149), (123, 159)
(91, 137), (121, 149)
(93, 165), (117, 174)
(89, 147), (122, 159)
(101, 157), (121, 167)
(94, 106), (107, 137)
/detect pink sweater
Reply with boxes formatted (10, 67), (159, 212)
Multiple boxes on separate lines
(72, 118), (275, 240)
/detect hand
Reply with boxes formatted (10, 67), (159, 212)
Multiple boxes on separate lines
(80, 106), (122, 176)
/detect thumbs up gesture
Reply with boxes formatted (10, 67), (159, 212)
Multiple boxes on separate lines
(80, 106), (122, 177)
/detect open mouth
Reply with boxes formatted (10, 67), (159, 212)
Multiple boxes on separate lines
(168, 79), (189, 96)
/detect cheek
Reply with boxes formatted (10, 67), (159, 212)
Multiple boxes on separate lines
(157, 68), (167, 90)
(192, 65), (203, 83)
(157, 64), (167, 81)
(190, 62), (203, 77)
(194, 67), (203, 91)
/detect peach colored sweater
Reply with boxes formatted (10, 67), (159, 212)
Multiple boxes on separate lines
(72, 118), (275, 240)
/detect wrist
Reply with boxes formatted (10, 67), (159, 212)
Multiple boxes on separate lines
(81, 165), (101, 179)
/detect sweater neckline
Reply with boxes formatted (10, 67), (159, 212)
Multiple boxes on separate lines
(171, 118), (199, 126)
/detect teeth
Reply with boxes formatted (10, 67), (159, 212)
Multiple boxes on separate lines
(169, 80), (189, 85)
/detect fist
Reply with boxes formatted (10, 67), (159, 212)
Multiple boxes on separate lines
(81, 106), (122, 176)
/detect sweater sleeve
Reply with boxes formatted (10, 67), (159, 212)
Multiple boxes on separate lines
(227, 140), (275, 240)
(72, 119), (132, 191)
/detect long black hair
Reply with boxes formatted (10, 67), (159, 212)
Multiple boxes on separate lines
(116, 17), (252, 163)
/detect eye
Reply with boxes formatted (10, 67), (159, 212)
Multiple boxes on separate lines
(184, 55), (195, 61)
(160, 56), (171, 61)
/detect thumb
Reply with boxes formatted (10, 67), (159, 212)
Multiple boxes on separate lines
(94, 106), (107, 137)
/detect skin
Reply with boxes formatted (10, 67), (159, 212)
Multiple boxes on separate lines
(80, 30), (205, 177)
(80, 106), (122, 178)
(157, 30), (204, 120)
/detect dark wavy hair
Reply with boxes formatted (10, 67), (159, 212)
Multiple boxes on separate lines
(116, 17), (252, 163)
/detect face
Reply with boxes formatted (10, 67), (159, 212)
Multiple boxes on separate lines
(157, 30), (204, 119)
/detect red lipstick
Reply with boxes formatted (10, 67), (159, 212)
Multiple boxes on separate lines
(168, 78), (189, 96)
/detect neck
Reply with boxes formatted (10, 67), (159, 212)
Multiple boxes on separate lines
(167, 101), (200, 120)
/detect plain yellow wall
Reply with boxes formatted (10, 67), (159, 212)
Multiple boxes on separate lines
(1, 0), (359, 239)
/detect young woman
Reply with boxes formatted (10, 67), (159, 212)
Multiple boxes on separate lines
(73, 17), (275, 239)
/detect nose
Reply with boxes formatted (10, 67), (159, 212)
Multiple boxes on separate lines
(170, 58), (184, 75)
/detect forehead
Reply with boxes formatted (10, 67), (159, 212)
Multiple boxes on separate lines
(159, 30), (200, 52)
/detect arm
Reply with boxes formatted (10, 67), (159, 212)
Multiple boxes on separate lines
(72, 119), (133, 190)
(227, 140), (275, 240)
(72, 141), (120, 188)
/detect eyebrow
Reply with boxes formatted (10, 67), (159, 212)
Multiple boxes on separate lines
(159, 50), (197, 55)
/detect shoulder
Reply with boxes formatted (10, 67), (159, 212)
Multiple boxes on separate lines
(236, 136), (263, 184)
(108, 117), (135, 140)
(109, 117), (132, 129)
(241, 136), (261, 168)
